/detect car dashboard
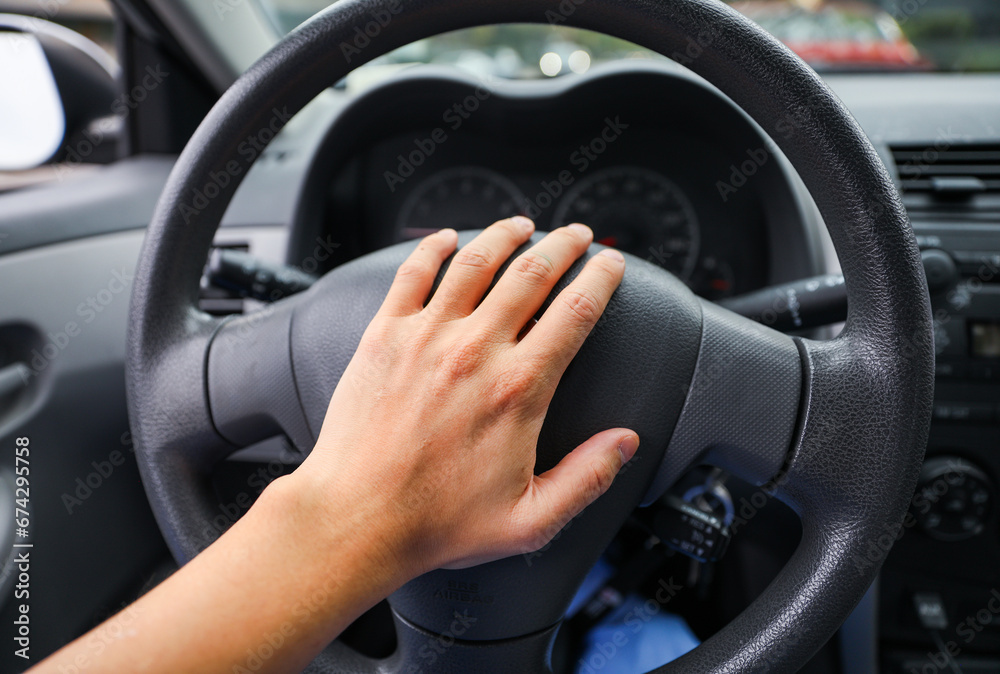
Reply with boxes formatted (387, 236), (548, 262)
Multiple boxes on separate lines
(2, 56), (1000, 674)
(278, 64), (825, 304)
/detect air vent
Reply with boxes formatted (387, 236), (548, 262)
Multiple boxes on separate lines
(891, 143), (1000, 196)
(889, 143), (1000, 219)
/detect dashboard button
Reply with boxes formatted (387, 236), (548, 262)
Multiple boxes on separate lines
(913, 457), (992, 542)
(921, 249), (958, 293)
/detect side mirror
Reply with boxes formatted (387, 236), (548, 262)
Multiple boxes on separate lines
(0, 31), (66, 171)
(0, 14), (120, 173)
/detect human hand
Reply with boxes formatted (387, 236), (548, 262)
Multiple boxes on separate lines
(295, 217), (638, 576)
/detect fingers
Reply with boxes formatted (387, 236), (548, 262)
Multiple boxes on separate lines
(517, 248), (625, 374)
(475, 224), (594, 335)
(428, 217), (535, 318)
(380, 228), (458, 316)
(511, 429), (639, 552)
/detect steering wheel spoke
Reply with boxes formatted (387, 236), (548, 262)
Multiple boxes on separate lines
(661, 330), (933, 674)
(644, 301), (804, 504)
(132, 309), (230, 468)
(207, 295), (314, 452)
(778, 331), (934, 523)
(126, 305), (241, 559)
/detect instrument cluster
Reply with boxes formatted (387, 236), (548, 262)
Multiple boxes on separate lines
(390, 163), (741, 301)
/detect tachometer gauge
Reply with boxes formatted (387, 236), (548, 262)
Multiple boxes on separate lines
(552, 166), (700, 281)
(397, 167), (526, 239)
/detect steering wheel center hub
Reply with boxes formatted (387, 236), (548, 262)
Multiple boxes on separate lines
(287, 231), (704, 640)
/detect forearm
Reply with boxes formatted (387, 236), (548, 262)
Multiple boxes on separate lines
(31, 472), (409, 674)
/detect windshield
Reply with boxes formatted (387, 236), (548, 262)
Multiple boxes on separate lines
(256, 0), (1000, 75)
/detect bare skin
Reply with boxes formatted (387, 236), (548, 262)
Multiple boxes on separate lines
(31, 217), (638, 674)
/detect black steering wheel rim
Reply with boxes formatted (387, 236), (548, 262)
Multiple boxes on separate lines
(125, 1), (935, 672)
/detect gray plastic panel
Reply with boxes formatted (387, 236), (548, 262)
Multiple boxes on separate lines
(0, 157), (174, 256)
(207, 298), (314, 451)
(643, 300), (802, 504)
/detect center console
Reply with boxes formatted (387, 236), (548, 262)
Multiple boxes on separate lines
(880, 221), (1000, 674)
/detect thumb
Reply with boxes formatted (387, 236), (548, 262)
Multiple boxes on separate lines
(513, 429), (639, 553)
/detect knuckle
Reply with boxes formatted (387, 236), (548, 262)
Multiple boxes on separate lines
(561, 287), (603, 324)
(489, 364), (537, 411)
(360, 318), (392, 350)
(509, 360), (539, 389)
(496, 365), (538, 401)
(512, 252), (553, 284)
(453, 245), (496, 270)
(353, 322), (400, 381)
(437, 337), (487, 383)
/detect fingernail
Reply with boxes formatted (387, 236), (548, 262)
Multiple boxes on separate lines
(618, 434), (639, 464)
(512, 216), (535, 232)
(599, 248), (625, 264)
(568, 223), (592, 237)
(437, 228), (457, 239)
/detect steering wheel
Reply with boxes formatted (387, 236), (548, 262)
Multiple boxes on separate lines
(125, 0), (934, 671)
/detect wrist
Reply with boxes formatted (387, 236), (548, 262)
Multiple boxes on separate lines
(262, 468), (422, 592)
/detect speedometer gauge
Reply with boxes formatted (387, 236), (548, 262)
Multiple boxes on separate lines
(552, 166), (700, 281)
(397, 167), (526, 239)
